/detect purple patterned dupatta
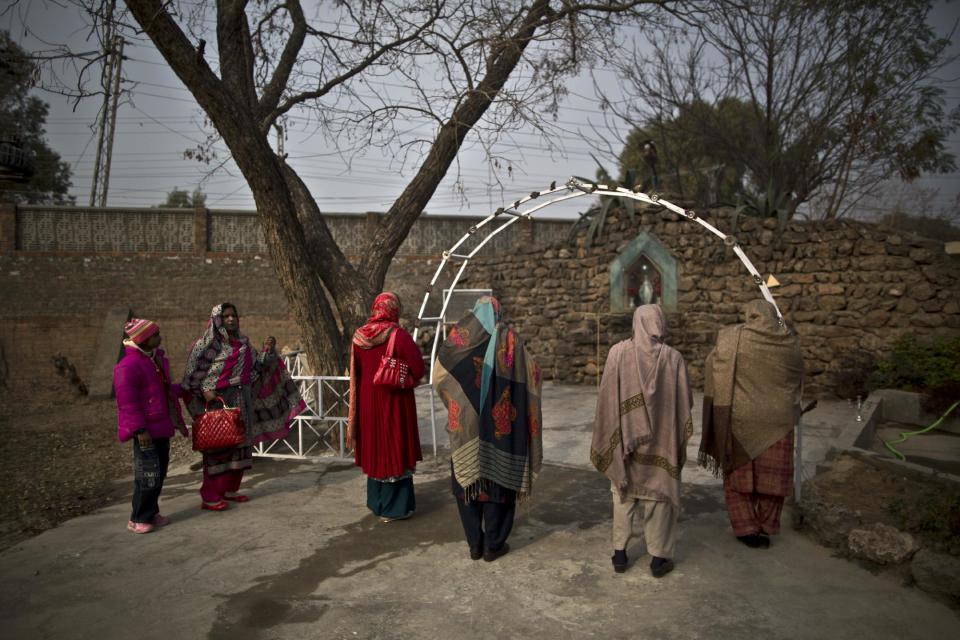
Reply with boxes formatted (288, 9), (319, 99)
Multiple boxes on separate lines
(183, 304), (305, 446)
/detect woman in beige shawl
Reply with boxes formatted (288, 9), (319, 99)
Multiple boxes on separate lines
(699, 299), (803, 549)
(591, 305), (693, 578)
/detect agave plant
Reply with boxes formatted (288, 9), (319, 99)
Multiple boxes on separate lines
(566, 157), (641, 248)
(729, 178), (796, 235)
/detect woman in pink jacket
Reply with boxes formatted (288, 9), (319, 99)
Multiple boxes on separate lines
(114, 318), (188, 534)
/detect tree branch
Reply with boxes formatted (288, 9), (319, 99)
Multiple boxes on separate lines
(258, 9), (442, 132)
(256, 0), (307, 126)
(216, 0), (259, 109)
(124, 0), (226, 115)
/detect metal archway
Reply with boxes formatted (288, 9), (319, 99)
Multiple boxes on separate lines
(413, 176), (782, 381)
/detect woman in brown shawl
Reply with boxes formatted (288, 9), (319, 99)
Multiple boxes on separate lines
(699, 299), (803, 549)
(591, 304), (693, 578)
(433, 296), (543, 562)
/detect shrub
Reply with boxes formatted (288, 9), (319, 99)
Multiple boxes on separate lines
(868, 335), (960, 413)
(833, 349), (877, 399)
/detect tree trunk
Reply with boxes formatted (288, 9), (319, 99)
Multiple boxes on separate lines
(122, 0), (562, 374)
(239, 149), (367, 375)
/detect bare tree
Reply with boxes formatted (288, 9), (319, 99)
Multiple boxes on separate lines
(38, 0), (679, 374)
(598, 0), (959, 220)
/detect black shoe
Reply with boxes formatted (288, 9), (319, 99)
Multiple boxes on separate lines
(737, 534), (766, 549)
(612, 549), (628, 574)
(469, 546), (483, 561)
(650, 556), (675, 578)
(757, 534), (771, 548)
(483, 543), (510, 562)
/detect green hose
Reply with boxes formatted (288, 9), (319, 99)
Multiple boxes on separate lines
(882, 399), (960, 461)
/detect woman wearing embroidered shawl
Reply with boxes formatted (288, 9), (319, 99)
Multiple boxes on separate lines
(346, 292), (425, 523)
(433, 296), (543, 562)
(591, 304), (693, 578)
(183, 303), (305, 511)
(698, 299), (803, 549)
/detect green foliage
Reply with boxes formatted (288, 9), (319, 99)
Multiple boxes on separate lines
(0, 31), (73, 204)
(888, 483), (960, 550)
(731, 177), (797, 236)
(625, 0), (959, 219)
(832, 349), (878, 400)
(869, 334), (960, 411)
(159, 187), (206, 208)
(619, 98), (752, 206)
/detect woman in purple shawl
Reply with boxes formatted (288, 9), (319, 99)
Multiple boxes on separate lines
(183, 303), (305, 511)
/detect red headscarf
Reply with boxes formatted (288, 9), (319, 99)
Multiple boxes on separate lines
(353, 292), (401, 349)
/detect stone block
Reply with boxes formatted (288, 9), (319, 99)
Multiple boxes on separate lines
(911, 314), (944, 328)
(911, 550), (960, 599)
(857, 255), (888, 270)
(909, 247), (935, 264)
(920, 299), (943, 313)
(910, 282), (936, 301)
(819, 295), (847, 311)
(894, 298), (919, 314)
(816, 283), (845, 295)
(777, 284), (803, 297)
(857, 240), (886, 255)
(847, 523), (918, 564)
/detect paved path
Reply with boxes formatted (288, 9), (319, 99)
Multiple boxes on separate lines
(1, 385), (956, 639)
(417, 381), (864, 485)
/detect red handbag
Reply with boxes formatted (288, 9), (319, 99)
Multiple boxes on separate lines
(192, 397), (247, 452)
(373, 328), (417, 390)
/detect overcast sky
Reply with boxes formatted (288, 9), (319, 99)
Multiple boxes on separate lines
(6, 1), (960, 221)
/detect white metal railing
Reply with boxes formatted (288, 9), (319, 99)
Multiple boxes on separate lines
(253, 351), (350, 459)
(412, 178), (786, 459)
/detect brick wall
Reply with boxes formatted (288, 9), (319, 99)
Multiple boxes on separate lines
(0, 204), (570, 400)
(0, 254), (451, 398)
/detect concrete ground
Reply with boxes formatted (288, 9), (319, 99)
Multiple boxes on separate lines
(871, 422), (960, 476)
(1, 384), (957, 639)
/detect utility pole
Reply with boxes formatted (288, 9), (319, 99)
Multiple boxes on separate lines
(89, 0), (124, 207)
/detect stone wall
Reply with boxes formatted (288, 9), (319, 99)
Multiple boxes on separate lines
(460, 203), (960, 396)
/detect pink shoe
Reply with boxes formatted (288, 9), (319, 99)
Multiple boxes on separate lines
(152, 514), (170, 527)
(127, 520), (154, 534)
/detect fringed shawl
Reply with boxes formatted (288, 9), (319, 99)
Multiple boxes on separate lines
(591, 305), (693, 509)
(182, 304), (255, 394)
(250, 351), (307, 445)
(699, 299), (803, 477)
(182, 304), (304, 446)
(433, 296), (543, 502)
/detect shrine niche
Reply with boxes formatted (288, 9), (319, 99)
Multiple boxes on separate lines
(609, 232), (677, 313)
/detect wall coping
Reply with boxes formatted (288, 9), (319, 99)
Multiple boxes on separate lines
(15, 204), (573, 224)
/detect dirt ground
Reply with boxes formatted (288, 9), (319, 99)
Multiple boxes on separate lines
(805, 453), (960, 556)
(0, 391), (198, 551)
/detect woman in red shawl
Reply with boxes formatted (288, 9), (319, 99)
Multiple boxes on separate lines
(347, 292), (425, 522)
